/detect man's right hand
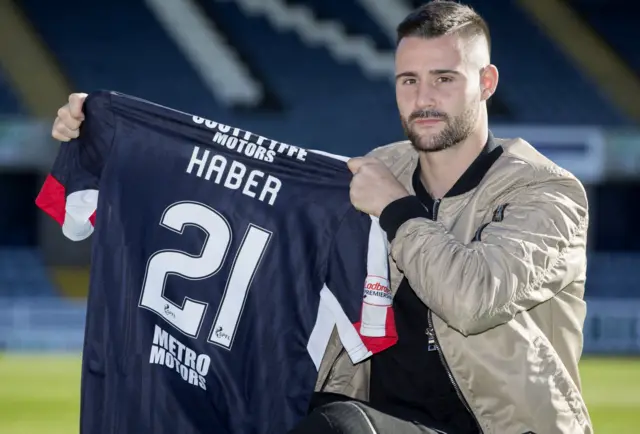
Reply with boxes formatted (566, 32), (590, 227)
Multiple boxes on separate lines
(52, 93), (88, 142)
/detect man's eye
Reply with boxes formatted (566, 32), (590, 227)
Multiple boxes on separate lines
(437, 76), (453, 83)
(402, 78), (417, 85)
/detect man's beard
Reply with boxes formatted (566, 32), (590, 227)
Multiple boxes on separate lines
(401, 105), (478, 153)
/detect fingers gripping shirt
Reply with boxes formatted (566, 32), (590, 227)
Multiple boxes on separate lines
(36, 90), (397, 434)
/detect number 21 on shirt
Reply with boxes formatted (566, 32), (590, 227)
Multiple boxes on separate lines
(138, 201), (272, 350)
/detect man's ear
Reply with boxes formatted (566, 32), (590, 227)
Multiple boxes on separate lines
(480, 64), (499, 101)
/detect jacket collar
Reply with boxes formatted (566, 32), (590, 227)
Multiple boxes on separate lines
(412, 131), (503, 205)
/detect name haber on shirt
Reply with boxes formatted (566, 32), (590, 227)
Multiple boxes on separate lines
(149, 325), (210, 391)
(184, 116), (308, 207)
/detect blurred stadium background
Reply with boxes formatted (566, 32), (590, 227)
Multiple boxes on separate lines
(0, 0), (639, 432)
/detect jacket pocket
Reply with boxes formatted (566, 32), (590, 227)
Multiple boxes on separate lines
(472, 203), (509, 242)
(532, 336), (587, 428)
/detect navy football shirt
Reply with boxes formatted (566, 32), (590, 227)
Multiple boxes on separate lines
(36, 91), (397, 434)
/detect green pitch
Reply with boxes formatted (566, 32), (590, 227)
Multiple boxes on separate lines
(1, 354), (639, 433)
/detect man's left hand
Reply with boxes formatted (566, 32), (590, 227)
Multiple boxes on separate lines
(347, 157), (410, 217)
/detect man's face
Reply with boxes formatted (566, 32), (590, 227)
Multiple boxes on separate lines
(395, 34), (485, 152)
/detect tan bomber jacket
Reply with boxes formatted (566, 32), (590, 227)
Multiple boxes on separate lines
(314, 135), (593, 434)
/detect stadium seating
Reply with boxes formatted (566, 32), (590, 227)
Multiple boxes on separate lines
(0, 296), (86, 351)
(18, 0), (402, 153)
(11, 0), (634, 128)
(0, 172), (39, 246)
(585, 253), (640, 298)
(0, 248), (57, 297)
(0, 68), (24, 115)
(202, 0), (388, 102)
(18, 0), (226, 119)
(12, 0), (631, 154)
(569, 0), (640, 73)
(283, 0), (394, 50)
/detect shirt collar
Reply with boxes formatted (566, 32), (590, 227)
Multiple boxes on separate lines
(412, 131), (503, 204)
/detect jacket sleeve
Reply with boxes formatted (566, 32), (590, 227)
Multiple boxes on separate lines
(380, 174), (589, 336)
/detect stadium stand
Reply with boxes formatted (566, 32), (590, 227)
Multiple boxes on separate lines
(18, 0), (225, 119)
(0, 172), (39, 246)
(0, 295), (86, 351)
(585, 253), (640, 298)
(282, 0), (394, 50)
(201, 0), (391, 104)
(0, 248), (56, 297)
(569, 0), (640, 73)
(11, 0), (636, 127)
(19, 0), (401, 153)
(13, 0), (632, 156)
(0, 67), (24, 115)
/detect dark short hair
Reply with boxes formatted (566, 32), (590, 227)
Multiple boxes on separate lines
(396, 0), (491, 54)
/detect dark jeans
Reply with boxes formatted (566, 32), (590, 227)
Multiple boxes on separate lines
(288, 393), (451, 434)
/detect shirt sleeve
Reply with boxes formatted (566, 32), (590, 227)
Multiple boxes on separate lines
(324, 208), (397, 363)
(35, 91), (115, 241)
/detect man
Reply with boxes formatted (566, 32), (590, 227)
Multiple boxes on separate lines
(52, 1), (592, 433)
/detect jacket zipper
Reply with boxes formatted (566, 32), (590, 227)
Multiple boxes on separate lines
(426, 313), (483, 433)
(426, 198), (484, 434)
(432, 199), (441, 219)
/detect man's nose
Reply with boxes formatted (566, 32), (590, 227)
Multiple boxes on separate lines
(415, 82), (437, 110)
